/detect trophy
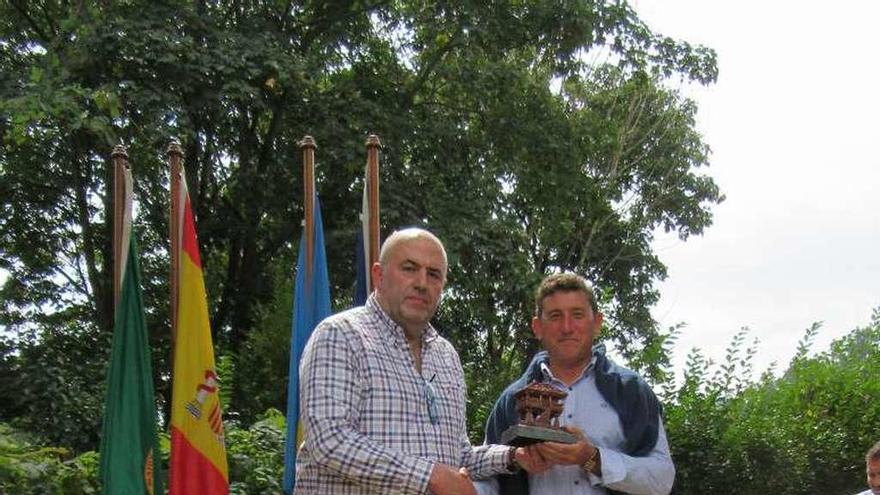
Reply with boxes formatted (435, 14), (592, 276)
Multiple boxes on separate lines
(500, 382), (577, 446)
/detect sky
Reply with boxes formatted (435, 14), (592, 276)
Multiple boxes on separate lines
(631, 0), (880, 380)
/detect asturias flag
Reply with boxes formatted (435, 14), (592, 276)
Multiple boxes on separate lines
(283, 195), (332, 494)
(99, 229), (164, 495)
(169, 180), (229, 494)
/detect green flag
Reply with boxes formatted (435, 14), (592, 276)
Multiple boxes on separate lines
(99, 234), (164, 495)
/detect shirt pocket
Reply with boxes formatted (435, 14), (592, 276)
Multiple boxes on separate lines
(432, 375), (467, 429)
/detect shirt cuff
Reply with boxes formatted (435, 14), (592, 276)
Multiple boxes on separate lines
(490, 444), (517, 474)
(409, 458), (436, 495)
(591, 447), (625, 486)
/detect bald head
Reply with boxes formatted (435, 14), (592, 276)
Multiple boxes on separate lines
(379, 228), (448, 275)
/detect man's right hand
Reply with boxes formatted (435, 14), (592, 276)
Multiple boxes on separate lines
(427, 463), (477, 495)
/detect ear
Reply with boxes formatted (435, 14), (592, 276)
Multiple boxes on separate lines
(590, 312), (604, 340)
(370, 262), (383, 291)
(531, 316), (543, 341)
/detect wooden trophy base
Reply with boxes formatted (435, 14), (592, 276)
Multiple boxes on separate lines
(500, 424), (577, 446)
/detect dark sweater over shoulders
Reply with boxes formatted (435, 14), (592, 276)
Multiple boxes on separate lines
(483, 344), (661, 495)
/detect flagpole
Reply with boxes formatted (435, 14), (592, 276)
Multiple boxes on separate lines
(168, 142), (183, 346)
(168, 145), (230, 493)
(365, 135), (381, 292)
(111, 145), (131, 311)
(284, 137), (332, 495)
(300, 136), (317, 284)
(101, 145), (165, 495)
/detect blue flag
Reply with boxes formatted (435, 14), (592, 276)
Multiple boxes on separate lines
(283, 196), (332, 494)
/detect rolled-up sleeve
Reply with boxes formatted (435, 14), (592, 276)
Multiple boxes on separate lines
(591, 419), (675, 495)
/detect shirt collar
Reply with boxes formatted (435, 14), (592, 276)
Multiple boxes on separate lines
(366, 293), (439, 345)
(539, 354), (597, 385)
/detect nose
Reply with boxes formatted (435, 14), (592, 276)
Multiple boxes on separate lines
(412, 269), (428, 290)
(561, 314), (576, 332)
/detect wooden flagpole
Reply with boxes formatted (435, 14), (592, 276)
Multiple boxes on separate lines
(365, 135), (381, 292)
(167, 142), (183, 346)
(111, 145), (130, 312)
(300, 136), (317, 283)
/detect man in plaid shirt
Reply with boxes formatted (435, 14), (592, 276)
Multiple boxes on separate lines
(295, 228), (541, 494)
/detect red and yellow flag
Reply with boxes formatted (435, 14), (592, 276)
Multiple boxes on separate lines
(169, 180), (229, 494)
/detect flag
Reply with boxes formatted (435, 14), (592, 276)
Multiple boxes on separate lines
(283, 195), (332, 494)
(353, 171), (370, 306)
(169, 180), (229, 494)
(354, 229), (368, 305)
(99, 229), (164, 495)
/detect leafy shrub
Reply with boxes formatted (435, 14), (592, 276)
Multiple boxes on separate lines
(226, 408), (286, 495)
(665, 310), (880, 494)
(0, 423), (99, 494)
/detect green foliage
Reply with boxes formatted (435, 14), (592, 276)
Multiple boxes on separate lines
(231, 262), (297, 424)
(0, 409), (286, 494)
(0, 423), (99, 495)
(225, 409), (286, 495)
(0, 320), (109, 453)
(665, 310), (880, 494)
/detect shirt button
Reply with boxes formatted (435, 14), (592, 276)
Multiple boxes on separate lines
(574, 480), (579, 485)
(568, 414), (573, 418)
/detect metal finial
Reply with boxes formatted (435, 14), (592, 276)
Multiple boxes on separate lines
(299, 135), (317, 149)
(111, 144), (128, 159)
(166, 141), (184, 158)
(365, 134), (382, 148)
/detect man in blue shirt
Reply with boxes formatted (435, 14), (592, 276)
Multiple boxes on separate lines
(477, 273), (675, 495)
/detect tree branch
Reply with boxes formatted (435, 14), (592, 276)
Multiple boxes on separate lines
(9, 1), (53, 44)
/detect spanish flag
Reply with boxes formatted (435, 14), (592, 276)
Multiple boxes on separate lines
(169, 178), (229, 494)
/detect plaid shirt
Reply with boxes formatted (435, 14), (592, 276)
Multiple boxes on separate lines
(295, 295), (511, 494)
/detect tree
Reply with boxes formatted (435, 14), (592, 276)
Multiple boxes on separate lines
(1, 0), (719, 446)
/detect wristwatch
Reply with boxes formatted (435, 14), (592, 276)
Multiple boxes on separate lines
(581, 447), (599, 474)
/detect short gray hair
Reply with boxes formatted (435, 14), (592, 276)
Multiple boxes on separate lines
(379, 228), (448, 268)
(534, 272), (598, 317)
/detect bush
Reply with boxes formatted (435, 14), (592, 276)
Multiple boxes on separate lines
(0, 423), (99, 494)
(1, 407), (288, 494)
(226, 408), (286, 495)
(665, 311), (880, 494)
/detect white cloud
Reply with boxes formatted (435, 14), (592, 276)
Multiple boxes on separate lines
(634, 0), (880, 380)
